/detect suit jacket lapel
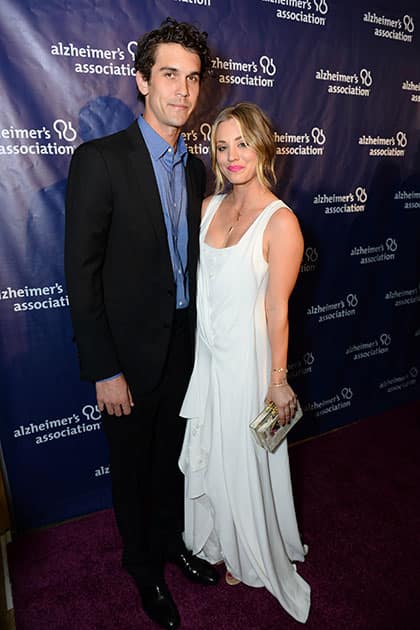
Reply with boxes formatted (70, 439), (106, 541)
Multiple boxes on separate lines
(125, 122), (173, 276)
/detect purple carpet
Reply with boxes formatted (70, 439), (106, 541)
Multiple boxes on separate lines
(8, 401), (420, 630)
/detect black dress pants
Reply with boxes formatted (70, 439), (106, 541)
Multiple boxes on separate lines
(102, 308), (192, 585)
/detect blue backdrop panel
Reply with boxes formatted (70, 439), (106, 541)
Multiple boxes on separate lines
(0, 0), (419, 530)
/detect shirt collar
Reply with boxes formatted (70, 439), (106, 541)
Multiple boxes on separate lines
(138, 116), (188, 166)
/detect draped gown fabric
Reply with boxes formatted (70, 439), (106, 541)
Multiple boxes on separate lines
(179, 194), (311, 623)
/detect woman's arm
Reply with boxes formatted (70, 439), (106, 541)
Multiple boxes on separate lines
(264, 208), (304, 424)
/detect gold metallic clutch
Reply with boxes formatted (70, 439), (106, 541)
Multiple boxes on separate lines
(249, 400), (303, 453)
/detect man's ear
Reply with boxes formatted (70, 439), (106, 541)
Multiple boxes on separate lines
(136, 71), (149, 97)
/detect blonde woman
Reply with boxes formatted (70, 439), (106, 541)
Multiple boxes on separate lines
(179, 103), (310, 623)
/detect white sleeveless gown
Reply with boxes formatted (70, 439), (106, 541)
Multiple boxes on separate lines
(179, 195), (311, 623)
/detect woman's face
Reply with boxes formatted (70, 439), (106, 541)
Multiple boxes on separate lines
(215, 118), (258, 186)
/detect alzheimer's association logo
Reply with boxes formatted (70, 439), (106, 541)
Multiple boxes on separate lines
(301, 246), (319, 273)
(311, 127), (326, 145)
(53, 119), (77, 141)
(346, 294), (358, 308)
(259, 56), (276, 76)
(379, 333), (392, 347)
(314, 0), (328, 15)
(385, 238), (398, 253)
(200, 122), (211, 142)
(270, 0), (329, 26)
(340, 387), (353, 400)
(403, 15), (415, 33)
(359, 68), (373, 87)
(212, 53), (277, 88)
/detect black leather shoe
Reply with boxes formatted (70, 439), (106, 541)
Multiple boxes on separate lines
(169, 550), (219, 585)
(138, 582), (180, 630)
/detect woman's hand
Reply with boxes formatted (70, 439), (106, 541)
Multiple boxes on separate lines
(265, 383), (298, 426)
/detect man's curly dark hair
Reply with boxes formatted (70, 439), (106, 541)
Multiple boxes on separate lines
(134, 17), (211, 100)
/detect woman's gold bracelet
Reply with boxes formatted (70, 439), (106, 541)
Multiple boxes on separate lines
(270, 381), (288, 388)
(272, 367), (288, 374)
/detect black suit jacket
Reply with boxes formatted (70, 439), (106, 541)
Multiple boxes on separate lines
(65, 121), (205, 394)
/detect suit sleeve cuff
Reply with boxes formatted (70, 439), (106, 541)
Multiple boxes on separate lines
(96, 372), (122, 383)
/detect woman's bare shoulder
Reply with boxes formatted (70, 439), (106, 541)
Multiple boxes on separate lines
(268, 201), (301, 233)
(201, 195), (215, 218)
(264, 201), (304, 261)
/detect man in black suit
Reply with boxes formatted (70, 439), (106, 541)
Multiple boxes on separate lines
(65, 18), (217, 630)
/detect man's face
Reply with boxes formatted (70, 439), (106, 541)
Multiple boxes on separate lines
(136, 42), (201, 139)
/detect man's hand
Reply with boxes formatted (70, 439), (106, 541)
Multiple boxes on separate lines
(96, 374), (134, 417)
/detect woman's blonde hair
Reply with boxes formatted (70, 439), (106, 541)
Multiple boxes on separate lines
(210, 102), (277, 194)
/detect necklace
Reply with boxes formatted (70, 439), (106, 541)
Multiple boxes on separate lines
(226, 210), (242, 237)
(223, 210), (243, 247)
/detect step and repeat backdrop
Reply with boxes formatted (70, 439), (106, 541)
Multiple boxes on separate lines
(0, 0), (419, 530)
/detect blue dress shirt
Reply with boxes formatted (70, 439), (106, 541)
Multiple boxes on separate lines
(138, 116), (189, 309)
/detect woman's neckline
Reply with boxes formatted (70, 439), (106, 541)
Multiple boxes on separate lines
(203, 196), (281, 251)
